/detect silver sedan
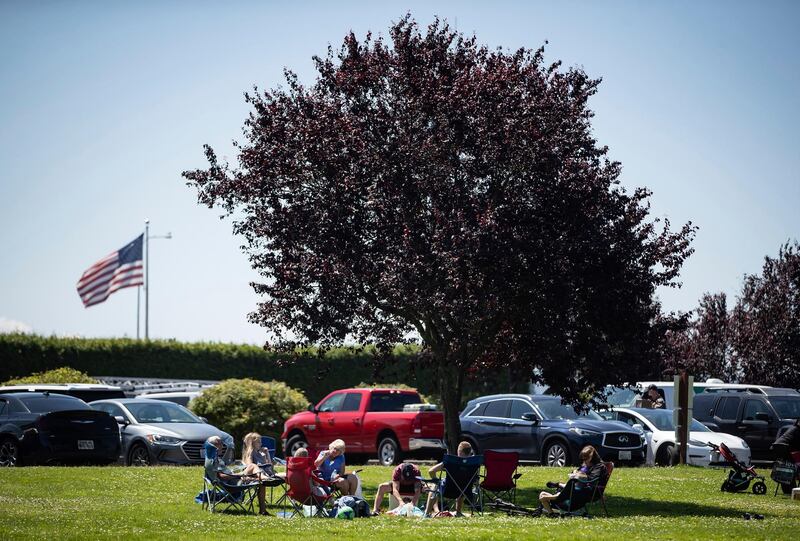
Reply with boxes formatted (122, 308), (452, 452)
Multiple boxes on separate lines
(90, 398), (233, 466)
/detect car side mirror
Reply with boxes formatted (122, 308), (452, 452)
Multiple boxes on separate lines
(632, 423), (645, 433)
(199, 416), (208, 424)
(114, 415), (129, 425)
(308, 403), (318, 414)
(755, 412), (771, 422)
(521, 413), (539, 424)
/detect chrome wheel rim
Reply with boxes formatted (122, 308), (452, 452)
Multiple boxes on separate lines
(547, 444), (567, 467)
(0, 441), (18, 467)
(289, 440), (307, 456)
(380, 442), (395, 465)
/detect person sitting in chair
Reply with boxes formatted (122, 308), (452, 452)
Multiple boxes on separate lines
(371, 462), (422, 515)
(424, 440), (474, 517)
(314, 439), (358, 495)
(538, 445), (606, 515)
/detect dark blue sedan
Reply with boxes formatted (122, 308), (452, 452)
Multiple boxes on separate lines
(459, 394), (646, 466)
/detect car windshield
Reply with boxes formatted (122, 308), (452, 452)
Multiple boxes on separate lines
(535, 400), (603, 420)
(125, 402), (201, 423)
(637, 409), (710, 432)
(19, 395), (90, 413)
(771, 397), (800, 419)
(604, 386), (638, 407)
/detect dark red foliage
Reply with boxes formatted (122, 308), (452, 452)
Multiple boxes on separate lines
(184, 16), (696, 450)
(732, 242), (800, 388)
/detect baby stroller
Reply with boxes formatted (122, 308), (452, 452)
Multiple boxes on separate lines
(707, 441), (767, 495)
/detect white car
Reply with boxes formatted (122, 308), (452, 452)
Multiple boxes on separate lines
(603, 407), (751, 467)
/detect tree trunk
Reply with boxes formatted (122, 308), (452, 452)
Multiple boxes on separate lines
(437, 356), (465, 454)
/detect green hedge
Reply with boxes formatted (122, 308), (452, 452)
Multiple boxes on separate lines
(0, 334), (527, 404)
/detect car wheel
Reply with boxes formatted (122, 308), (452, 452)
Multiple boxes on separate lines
(0, 437), (20, 467)
(285, 435), (308, 458)
(128, 443), (151, 466)
(543, 440), (570, 467)
(655, 444), (676, 467)
(377, 437), (402, 466)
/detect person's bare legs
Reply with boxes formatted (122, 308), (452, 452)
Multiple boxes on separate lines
(539, 491), (559, 513)
(372, 482), (392, 513)
(257, 485), (268, 515)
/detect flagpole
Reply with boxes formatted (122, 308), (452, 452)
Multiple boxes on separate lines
(145, 219), (150, 340)
(136, 286), (141, 340)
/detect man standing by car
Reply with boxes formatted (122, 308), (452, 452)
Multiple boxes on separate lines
(772, 419), (800, 459)
(645, 385), (666, 409)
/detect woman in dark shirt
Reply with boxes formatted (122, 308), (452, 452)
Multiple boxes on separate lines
(539, 445), (606, 514)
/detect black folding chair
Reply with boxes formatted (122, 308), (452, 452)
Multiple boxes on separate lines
(201, 443), (260, 514)
(551, 462), (613, 518)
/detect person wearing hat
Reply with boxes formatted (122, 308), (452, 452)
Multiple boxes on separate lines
(645, 384), (666, 409)
(371, 462), (422, 515)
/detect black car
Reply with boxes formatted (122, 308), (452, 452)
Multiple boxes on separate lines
(694, 388), (800, 461)
(0, 392), (121, 466)
(460, 394), (646, 466)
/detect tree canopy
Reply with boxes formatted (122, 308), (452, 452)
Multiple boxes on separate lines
(184, 16), (696, 450)
(661, 241), (800, 389)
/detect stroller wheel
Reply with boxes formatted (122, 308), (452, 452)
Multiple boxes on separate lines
(721, 480), (732, 492)
(752, 481), (767, 495)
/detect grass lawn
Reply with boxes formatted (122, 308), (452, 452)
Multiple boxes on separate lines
(0, 464), (797, 540)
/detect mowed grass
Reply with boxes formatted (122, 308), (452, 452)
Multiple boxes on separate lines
(0, 464), (798, 540)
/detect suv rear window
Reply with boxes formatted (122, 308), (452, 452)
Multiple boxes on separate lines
(718, 397), (741, 420)
(20, 395), (90, 413)
(368, 392), (421, 412)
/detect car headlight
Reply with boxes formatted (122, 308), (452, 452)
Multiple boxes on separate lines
(569, 427), (601, 437)
(146, 434), (183, 446)
(741, 441), (748, 449)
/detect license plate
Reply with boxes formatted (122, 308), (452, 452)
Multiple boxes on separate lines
(78, 440), (95, 450)
(618, 450), (631, 460)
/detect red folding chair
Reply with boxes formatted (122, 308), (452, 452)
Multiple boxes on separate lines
(481, 450), (522, 503)
(284, 456), (335, 517)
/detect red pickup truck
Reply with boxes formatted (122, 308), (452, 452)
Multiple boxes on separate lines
(281, 388), (445, 466)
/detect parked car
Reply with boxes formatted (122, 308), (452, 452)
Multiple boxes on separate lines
(281, 388), (445, 466)
(693, 388), (800, 461)
(134, 390), (203, 407)
(89, 398), (233, 466)
(602, 380), (762, 410)
(600, 407), (751, 466)
(0, 383), (126, 402)
(0, 392), (120, 466)
(459, 394), (647, 466)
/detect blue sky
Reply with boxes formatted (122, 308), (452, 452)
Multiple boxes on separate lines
(1, 1), (797, 343)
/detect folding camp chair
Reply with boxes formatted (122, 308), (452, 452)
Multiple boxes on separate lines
(481, 450), (522, 503)
(551, 462), (613, 518)
(257, 436), (287, 507)
(430, 454), (484, 515)
(261, 435), (286, 466)
(201, 442), (261, 514)
(284, 456), (335, 517)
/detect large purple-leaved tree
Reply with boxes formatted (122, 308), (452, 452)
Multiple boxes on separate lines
(184, 16), (695, 452)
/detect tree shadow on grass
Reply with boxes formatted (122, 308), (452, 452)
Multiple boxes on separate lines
(506, 487), (744, 518)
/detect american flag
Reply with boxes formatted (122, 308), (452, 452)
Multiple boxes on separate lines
(77, 235), (144, 308)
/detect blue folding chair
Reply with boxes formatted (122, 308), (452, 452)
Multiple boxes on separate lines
(259, 436), (287, 507)
(261, 436), (286, 465)
(431, 454), (484, 515)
